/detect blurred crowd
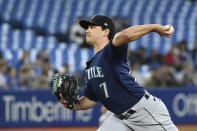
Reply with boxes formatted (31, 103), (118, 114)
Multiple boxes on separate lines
(129, 40), (197, 88)
(0, 16), (197, 90)
(0, 50), (52, 90)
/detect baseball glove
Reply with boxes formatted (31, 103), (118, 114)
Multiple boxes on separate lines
(52, 73), (80, 109)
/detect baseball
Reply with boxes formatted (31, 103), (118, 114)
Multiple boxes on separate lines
(169, 26), (175, 32)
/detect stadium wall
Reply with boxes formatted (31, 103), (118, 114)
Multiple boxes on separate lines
(0, 88), (197, 128)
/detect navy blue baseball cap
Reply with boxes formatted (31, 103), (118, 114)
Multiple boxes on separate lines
(79, 15), (116, 39)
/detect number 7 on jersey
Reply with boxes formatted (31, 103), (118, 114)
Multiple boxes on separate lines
(99, 82), (110, 98)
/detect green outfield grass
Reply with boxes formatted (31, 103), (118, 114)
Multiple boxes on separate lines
(181, 130), (197, 131)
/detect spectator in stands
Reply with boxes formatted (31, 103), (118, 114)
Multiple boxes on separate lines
(16, 50), (31, 70)
(182, 63), (196, 87)
(178, 40), (192, 64)
(7, 66), (19, 89)
(172, 65), (185, 86)
(33, 54), (43, 76)
(0, 60), (9, 90)
(122, 17), (131, 29)
(35, 71), (50, 90)
(35, 50), (51, 74)
(161, 64), (177, 87)
(128, 49), (137, 65)
(135, 47), (147, 65)
(146, 64), (162, 87)
(39, 50), (49, 60)
(149, 49), (164, 66)
(146, 64), (176, 87)
(69, 16), (85, 45)
(128, 48), (152, 84)
(19, 64), (36, 89)
(162, 70), (176, 87)
(191, 40), (197, 71)
(164, 44), (181, 66)
(42, 58), (53, 81)
(112, 16), (123, 32)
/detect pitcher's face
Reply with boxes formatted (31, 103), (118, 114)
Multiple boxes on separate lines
(85, 26), (104, 45)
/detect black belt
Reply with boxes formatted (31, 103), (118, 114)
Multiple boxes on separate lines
(115, 93), (150, 120)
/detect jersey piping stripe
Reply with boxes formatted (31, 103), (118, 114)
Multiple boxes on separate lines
(144, 108), (167, 131)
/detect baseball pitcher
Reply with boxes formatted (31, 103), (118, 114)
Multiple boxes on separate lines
(52, 15), (178, 131)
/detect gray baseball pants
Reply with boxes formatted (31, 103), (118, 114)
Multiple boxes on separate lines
(97, 92), (179, 131)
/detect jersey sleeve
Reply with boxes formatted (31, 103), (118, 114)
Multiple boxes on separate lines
(84, 85), (99, 102)
(104, 40), (128, 61)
